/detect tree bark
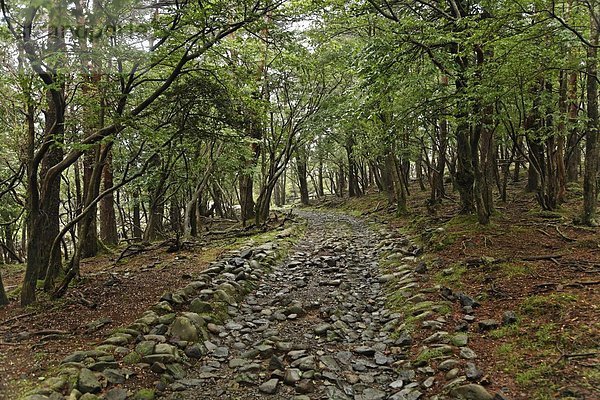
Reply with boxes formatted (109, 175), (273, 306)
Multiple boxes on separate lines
(132, 189), (143, 240)
(100, 149), (118, 245)
(456, 120), (476, 214)
(79, 148), (100, 258)
(296, 153), (310, 205)
(582, 4), (599, 225)
(0, 271), (8, 306)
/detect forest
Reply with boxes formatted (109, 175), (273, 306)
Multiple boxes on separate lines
(0, 0), (598, 400)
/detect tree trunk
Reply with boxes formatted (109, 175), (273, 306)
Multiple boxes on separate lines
(0, 271), (8, 306)
(566, 71), (581, 182)
(239, 174), (255, 224)
(455, 121), (476, 214)
(79, 148), (100, 258)
(387, 151), (407, 215)
(132, 189), (143, 240)
(346, 139), (361, 197)
(22, 84), (65, 306)
(582, 5), (599, 225)
(100, 149), (119, 246)
(317, 161), (324, 197)
(296, 156), (310, 205)
(338, 165), (346, 197)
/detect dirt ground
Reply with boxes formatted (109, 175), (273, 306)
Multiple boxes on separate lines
(0, 235), (242, 398)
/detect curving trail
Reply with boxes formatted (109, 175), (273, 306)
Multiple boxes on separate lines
(165, 211), (425, 400)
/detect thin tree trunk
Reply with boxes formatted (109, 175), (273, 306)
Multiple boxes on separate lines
(0, 272), (8, 306)
(132, 189), (142, 240)
(296, 156), (309, 205)
(582, 4), (599, 225)
(100, 149), (118, 245)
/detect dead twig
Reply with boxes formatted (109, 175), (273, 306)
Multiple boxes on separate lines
(536, 228), (551, 237)
(555, 226), (576, 242)
(555, 349), (599, 365)
(115, 244), (147, 263)
(30, 329), (69, 336)
(521, 254), (563, 261)
(0, 311), (36, 326)
(533, 280), (600, 293)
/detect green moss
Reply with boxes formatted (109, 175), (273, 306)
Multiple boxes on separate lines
(133, 388), (155, 400)
(435, 303), (452, 315)
(415, 348), (445, 363)
(520, 293), (578, 318)
(434, 264), (467, 287)
(495, 262), (532, 278)
(489, 323), (520, 339)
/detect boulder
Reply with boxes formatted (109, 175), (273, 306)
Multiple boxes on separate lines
(170, 317), (198, 342)
(77, 368), (100, 394)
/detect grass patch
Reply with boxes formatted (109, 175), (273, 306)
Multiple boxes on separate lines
(435, 303), (452, 315)
(515, 362), (553, 385)
(489, 323), (520, 339)
(520, 293), (578, 318)
(494, 262), (532, 278)
(415, 348), (445, 363)
(434, 263), (467, 287)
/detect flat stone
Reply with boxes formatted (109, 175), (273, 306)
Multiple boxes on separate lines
(389, 388), (423, 400)
(283, 368), (302, 385)
(354, 346), (375, 356)
(105, 388), (127, 400)
(154, 343), (176, 355)
(438, 359), (459, 371)
(450, 384), (494, 400)
(225, 321), (243, 330)
(256, 344), (274, 359)
(359, 388), (386, 400)
(457, 293), (480, 308)
(459, 347), (477, 359)
(229, 358), (247, 368)
(465, 362), (483, 380)
(133, 388), (155, 400)
(293, 355), (316, 371)
(390, 379), (404, 389)
(143, 354), (177, 364)
(478, 319), (499, 332)
(190, 299), (213, 314)
(135, 341), (156, 356)
(77, 368), (100, 394)
(446, 368), (460, 380)
(259, 378), (279, 394)
(296, 379), (314, 394)
(452, 333), (469, 347)
(166, 363), (186, 379)
(314, 323), (332, 335)
(423, 376), (435, 388)
(169, 317), (198, 342)
(397, 369), (416, 382)
(104, 369), (126, 384)
(213, 347), (229, 358)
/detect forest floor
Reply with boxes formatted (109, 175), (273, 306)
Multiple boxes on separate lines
(321, 179), (599, 399)
(0, 220), (290, 398)
(0, 181), (598, 400)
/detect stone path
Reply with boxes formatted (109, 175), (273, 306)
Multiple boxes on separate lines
(27, 210), (505, 400)
(164, 212), (426, 400)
